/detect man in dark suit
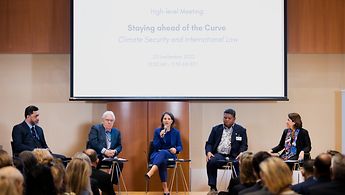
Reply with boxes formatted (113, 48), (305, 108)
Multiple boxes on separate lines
(12, 105), (49, 156)
(87, 111), (122, 184)
(84, 148), (115, 195)
(205, 108), (248, 195)
(291, 159), (316, 194)
(88, 111), (122, 159)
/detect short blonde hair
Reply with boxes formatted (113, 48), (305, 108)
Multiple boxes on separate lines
(0, 177), (20, 195)
(260, 157), (292, 194)
(0, 166), (24, 195)
(32, 148), (53, 165)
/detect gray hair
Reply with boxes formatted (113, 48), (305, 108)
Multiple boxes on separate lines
(102, 111), (116, 120)
(72, 152), (91, 166)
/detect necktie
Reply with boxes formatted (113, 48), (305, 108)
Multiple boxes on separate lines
(31, 126), (39, 140)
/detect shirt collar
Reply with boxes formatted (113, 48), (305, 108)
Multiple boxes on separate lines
(223, 124), (234, 130)
(25, 121), (34, 129)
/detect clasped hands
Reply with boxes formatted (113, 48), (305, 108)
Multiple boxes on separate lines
(104, 149), (117, 158)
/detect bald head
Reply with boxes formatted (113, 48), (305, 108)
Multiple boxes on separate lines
(314, 153), (332, 179)
(83, 149), (98, 164)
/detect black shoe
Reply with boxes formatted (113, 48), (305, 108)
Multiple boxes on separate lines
(163, 193), (170, 195)
(144, 174), (150, 180)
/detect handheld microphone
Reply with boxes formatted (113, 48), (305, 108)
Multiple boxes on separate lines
(162, 125), (168, 137)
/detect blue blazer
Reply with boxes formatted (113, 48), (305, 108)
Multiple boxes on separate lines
(12, 121), (49, 155)
(205, 123), (248, 159)
(88, 124), (122, 156)
(152, 127), (183, 154)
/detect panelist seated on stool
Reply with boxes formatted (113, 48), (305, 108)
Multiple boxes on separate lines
(145, 112), (183, 195)
(205, 108), (248, 195)
(270, 113), (311, 170)
(11, 105), (66, 160)
(87, 111), (123, 184)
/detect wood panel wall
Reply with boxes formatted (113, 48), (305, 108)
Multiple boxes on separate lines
(0, 0), (344, 53)
(288, 0), (345, 53)
(0, 0), (70, 53)
(107, 101), (190, 191)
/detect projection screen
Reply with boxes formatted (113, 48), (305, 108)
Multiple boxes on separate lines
(71, 0), (287, 100)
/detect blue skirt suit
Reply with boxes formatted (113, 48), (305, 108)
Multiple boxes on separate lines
(150, 127), (183, 182)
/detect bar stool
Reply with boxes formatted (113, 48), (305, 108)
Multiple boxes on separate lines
(169, 159), (191, 195)
(218, 158), (238, 191)
(103, 157), (128, 195)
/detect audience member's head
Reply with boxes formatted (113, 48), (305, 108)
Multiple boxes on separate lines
(314, 153), (332, 179)
(252, 151), (271, 179)
(0, 166), (24, 195)
(12, 157), (24, 174)
(66, 158), (92, 195)
(331, 153), (345, 182)
(26, 164), (57, 195)
(260, 157), (292, 194)
(83, 149), (99, 167)
(0, 149), (13, 168)
(0, 176), (21, 195)
(19, 151), (38, 178)
(239, 152), (256, 184)
(72, 152), (92, 166)
(32, 148), (53, 165)
(327, 150), (341, 157)
(50, 159), (67, 194)
(301, 159), (314, 179)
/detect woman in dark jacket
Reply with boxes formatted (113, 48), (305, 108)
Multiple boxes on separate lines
(271, 113), (311, 161)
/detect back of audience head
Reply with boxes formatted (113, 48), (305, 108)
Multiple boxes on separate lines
(73, 152), (92, 166)
(239, 152), (256, 184)
(83, 149), (98, 166)
(301, 159), (314, 178)
(12, 157), (24, 175)
(252, 151), (271, 179)
(26, 164), (57, 195)
(327, 149), (341, 157)
(314, 153), (332, 179)
(32, 148), (53, 165)
(0, 166), (24, 195)
(0, 149), (13, 168)
(51, 159), (67, 194)
(331, 153), (345, 182)
(19, 150), (38, 176)
(260, 157), (292, 194)
(0, 176), (21, 195)
(66, 158), (92, 195)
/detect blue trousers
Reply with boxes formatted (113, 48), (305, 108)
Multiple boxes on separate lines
(150, 150), (175, 182)
(206, 153), (239, 187)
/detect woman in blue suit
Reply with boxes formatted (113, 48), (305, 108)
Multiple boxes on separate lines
(145, 112), (183, 195)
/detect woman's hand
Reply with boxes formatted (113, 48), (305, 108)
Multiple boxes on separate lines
(169, 147), (177, 154)
(298, 151), (305, 161)
(160, 129), (166, 138)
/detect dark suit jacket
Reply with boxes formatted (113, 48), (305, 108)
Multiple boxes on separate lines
(291, 176), (317, 194)
(91, 167), (115, 195)
(309, 181), (345, 195)
(12, 121), (48, 155)
(272, 128), (311, 159)
(205, 124), (248, 159)
(88, 124), (122, 156)
(238, 181), (263, 195)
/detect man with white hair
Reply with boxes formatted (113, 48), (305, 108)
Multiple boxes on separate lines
(87, 111), (123, 184)
(88, 111), (122, 158)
